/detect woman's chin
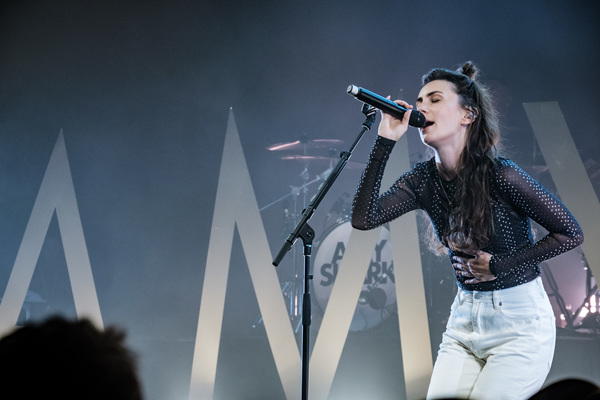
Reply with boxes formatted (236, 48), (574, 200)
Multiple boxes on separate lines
(419, 132), (434, 147)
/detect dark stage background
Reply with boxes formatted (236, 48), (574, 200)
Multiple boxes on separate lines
(1, 1), (599, 399)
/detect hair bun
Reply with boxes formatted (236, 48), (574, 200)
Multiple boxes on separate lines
(458, 61), (478, 81)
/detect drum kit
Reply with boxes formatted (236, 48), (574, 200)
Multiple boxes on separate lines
(261, 135), (396, 332)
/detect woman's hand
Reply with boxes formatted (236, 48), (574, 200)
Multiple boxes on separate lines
(378, 98), (414, 141)
(452, 251), (496, 284)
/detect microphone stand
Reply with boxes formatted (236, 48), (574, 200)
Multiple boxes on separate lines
(273, 104), (376, 400)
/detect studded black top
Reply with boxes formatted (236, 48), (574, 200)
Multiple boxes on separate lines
(351, 136), (584, 291)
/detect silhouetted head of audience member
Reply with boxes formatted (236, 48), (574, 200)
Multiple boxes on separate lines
(528, 378), (600, 400)
(0, 315), (142, 400)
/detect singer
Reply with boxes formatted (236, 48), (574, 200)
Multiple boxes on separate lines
(351, 62), (584, 400)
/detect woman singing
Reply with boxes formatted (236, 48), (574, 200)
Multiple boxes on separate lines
(351, 62), (584, 400)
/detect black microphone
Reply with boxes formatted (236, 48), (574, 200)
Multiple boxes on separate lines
(347, 85), (426, 128)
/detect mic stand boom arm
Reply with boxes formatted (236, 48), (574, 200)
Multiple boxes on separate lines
(272, 104), (376, 400)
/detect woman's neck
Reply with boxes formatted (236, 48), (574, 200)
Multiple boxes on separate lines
(434, 148), (460, 180)
(432, 126), (468, 180)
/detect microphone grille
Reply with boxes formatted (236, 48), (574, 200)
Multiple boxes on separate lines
(410, 111), (426, 128)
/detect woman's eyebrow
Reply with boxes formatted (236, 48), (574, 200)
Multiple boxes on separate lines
(416, 90), (443, 104)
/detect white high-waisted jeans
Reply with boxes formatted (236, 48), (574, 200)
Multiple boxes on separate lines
(426, 277), (556, 400)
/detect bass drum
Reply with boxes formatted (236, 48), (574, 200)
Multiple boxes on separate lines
(313, 221), (396, 331)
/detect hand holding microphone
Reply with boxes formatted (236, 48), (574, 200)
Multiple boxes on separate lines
(347, 85), (426, 128)
(379, 98), (416, 142)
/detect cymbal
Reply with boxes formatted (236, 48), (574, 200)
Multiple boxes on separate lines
(267, 139), (344, 151)
(280, 155), (364, 169)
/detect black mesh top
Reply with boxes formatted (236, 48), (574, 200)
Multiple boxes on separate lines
(351, 136), (584, 291)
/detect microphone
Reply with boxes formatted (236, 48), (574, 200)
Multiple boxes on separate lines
(347, 85), (426, 128)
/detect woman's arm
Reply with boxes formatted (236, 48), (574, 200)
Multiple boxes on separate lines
(351, 136), (421, 230)
(489, 160), (584, 277)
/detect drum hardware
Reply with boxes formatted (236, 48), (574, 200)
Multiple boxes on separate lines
(6, 290), (48, 326)
(255, 138), (344, 332)
(358, 251), (394, 311)
(252, 282), (300, 331)
(359, 287), (388, 310)
(256, 167), (332, 333)
(570, 264), (599, 334)
(580, 310), (600, 334)
(542, 261), (574, 328)
(258, 166), (333, 213)
(542, 250), (599, 335)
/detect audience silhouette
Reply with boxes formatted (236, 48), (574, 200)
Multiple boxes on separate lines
(0, 315), (142, 400)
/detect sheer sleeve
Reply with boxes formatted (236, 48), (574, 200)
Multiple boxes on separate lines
(351, 136), (421, 230)
(489, 159), (584, 278)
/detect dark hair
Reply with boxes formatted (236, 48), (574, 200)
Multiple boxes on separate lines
(528, 378), (600, 400)
(0, 316), (143, 400)
(422, 61), (500, 254)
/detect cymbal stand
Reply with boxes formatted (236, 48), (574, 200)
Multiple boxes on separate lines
(272, 104), (376, 400)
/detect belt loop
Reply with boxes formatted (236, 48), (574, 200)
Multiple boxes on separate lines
(457, 287), (465, 305)
(492, 290), (502, 310)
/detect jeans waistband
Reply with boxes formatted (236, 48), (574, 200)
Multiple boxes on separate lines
(456, 277), (545, 308)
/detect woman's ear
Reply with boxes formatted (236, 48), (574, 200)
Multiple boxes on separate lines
(464, 108), (478, 123)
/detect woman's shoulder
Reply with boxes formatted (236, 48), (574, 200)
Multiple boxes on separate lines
(494, 156), (516, 168)
(493, 157), (524, 174)
(406, 156), (436, 171)
(411, 157), (436, 177)
(492, 157), (537, 186)
(391, 157), (435, 185)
